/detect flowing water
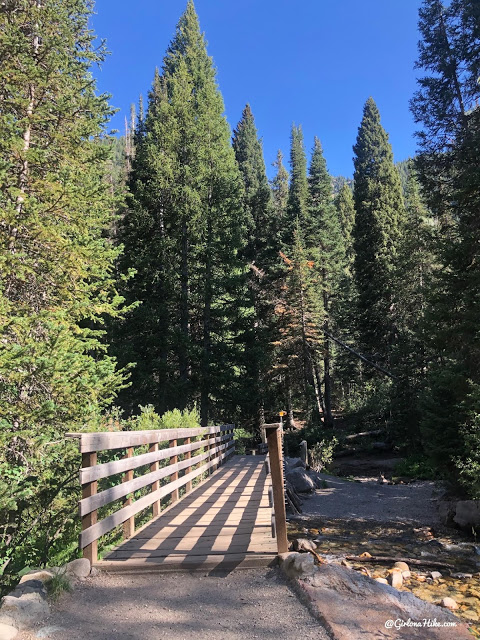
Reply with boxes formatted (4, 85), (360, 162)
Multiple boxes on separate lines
(288, 517), (480, 636)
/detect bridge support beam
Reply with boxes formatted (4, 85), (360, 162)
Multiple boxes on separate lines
(264, 425), (288, 554)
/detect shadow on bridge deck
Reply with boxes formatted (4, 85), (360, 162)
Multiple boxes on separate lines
(97, 455), (277, 573)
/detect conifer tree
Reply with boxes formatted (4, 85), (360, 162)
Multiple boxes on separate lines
(0, 0), (126, 575)
(352, 98), (405, 365)
(271, 150), (289, 245)
(286, 125), (309, 243)
(232, 104), (275, 429)
(334, 184), (355, 266)
(412, 0), (480, 491)
(117, 0), (246, 425)
(308, 138), (346, 426)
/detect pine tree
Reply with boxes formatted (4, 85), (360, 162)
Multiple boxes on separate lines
(412, 0), (480, 493)
(334, 183), (355, 265)
(352, 97), (405, 365)
(117, 0), (246, 425)
(232, 104), (275, 430)
(308, 137), (346, 426)
(271, 150), (289, 245)
(0, 0), (126, 575)
(286, 125), (309, 243)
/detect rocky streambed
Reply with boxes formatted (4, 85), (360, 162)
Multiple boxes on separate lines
(288, 508), (480, 636)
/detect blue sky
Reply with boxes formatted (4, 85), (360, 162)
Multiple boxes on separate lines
(92, 0), (423, 178)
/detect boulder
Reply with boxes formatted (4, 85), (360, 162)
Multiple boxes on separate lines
(438, 501), (456, 526)
(285, 467), (315, 493)
(64, 558), (91, 579)
(0, 593), (49, 630)
(0, 622), (18, 640)
(9, 580), (47, 599)
(284, 457), (304, 470)
(393, 561), (409, 572)
(19, 570), (54, 585)
(430, 571), (442, 580)
(299, 563), (471, 640)
(375, 578), (388, 585)
(278, 552), (316, 579)
(453, 500), (480, 530)
(292, 538), (317, 553)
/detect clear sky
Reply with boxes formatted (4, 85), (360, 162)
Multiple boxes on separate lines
(91, 0), (423, 179)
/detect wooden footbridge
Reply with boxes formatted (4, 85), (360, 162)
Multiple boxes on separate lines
(67, 424), (288, 572)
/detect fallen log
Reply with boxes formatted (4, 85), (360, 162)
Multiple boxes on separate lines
(344, 429), (384, 441)
(345, 555), (455, 570)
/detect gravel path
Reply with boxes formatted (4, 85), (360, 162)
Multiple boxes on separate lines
(305, 473), (442, 526)
(18, 569), (330, 640)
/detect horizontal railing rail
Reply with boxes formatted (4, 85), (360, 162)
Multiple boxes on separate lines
(66, 425), (235, 564)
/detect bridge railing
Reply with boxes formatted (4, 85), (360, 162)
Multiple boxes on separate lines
(66, 425), (235, 564)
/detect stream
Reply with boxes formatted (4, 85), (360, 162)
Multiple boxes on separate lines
(288, 503), (480, 636)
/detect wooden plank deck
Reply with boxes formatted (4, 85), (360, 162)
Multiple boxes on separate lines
(96, 455), (278, 572)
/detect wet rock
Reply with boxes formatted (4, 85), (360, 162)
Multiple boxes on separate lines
(389, 570), (403, 589)
(453, 500), (480, 530)
(430, 571), (442, 580)
(0, 622), (18, 640)
(292, 538), (317, 553)
(440, 597), (459, 610)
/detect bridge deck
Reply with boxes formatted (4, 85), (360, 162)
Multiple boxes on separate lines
(96, 455), (277, 572)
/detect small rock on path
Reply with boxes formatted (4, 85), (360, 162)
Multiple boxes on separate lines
(16, 569), (328, 640)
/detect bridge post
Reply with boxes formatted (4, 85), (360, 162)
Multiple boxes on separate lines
(265, 424), (288, 554)
(149, 442), (161, 517)
(81, 452), (98, 565)
(184, 436), (192, 492)
(122, 446), (135, 539)
(169, 439), (179, 503)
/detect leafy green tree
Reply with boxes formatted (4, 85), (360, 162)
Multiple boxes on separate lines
(352, 97), (405, 366)
(0, 0), (126, 579)
(117, 0), (247, 426)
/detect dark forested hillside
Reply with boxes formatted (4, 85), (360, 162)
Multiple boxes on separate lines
(1, 0), (480, 590)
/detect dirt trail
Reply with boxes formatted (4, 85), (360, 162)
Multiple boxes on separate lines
(307, 472), (442, 525)
(17, 569), (329, 640)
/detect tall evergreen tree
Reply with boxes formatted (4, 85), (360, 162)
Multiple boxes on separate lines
(352, 97), (405, 365)
(271, 150), (289, 245)
(286, 125), (309, 243)
(334, 183), (355, 265)
(117, 0), (246, 426)
(232, 104), (275, 429)
(0, 0), (126, 576)
(412, 0), (480, 492)
(308, 137), (346, 426)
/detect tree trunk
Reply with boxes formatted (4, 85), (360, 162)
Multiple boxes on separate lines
(285, 372), (294, 429)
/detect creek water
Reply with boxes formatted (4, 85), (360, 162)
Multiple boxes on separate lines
(288, 517), (480, 636)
